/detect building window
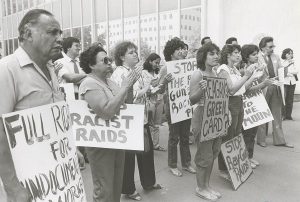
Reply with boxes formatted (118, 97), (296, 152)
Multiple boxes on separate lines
(189, 26), (192, 30)
(149, 27), (152, 31)
(197, 17), (200, 21)
(184, 25), (187, 30)
(181, 15), (183, 19)
(13, 38), (18, 51)
(193, 16), (195, 21)
(169, 14), (172, 19)
(185, 15), (187, 19)
(189, 15), (192, 20)
(169, 25), (173, 30)
(163, 15), (167, 20)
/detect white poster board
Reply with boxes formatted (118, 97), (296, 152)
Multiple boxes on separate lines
(60, 83), (76, 101)
(242, 90), (274, 130)
(2, 101), (86, 202)
(221, 134), (253, 190)
(167, 58), (196, 123)
(69, 100), (145, 151)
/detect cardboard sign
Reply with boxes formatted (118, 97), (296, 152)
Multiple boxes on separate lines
(242, 89), (274, 130)
(167, 58), (197, 123)
(2, 101), (86, 202)
(69, 100), (144, 151)
(60, 83), (76, 101)
(221, 134), (253, 190)
(200, 77), (230, 142)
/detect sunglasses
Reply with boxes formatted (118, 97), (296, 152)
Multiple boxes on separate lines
(102, 57), (113, 64)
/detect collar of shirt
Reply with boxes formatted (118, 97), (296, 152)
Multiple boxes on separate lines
(64, 54), (79, 63)
(122, 65), (131, 71)
(14, 47), (34, 67)
(14, 47), (56, 83)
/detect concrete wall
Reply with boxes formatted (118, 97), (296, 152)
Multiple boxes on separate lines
(205, 0), (300, 93)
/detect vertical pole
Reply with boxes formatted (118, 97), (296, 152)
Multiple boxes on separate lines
(137, 0), (141, 57)
(106, 0), (110, 54)
(80, 0), (84, 50)
(156, 0), (160, 54)
(177, 0), (181, 38)
(121, 0), (124, 40)
(91, 0), (96, 42)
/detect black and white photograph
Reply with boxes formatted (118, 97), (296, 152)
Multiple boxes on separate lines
(0, 0), (299, 201)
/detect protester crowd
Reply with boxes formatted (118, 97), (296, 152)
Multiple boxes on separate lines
(0, 9), (298, 202)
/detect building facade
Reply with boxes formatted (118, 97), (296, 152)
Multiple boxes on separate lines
(1, 0), (203, 59)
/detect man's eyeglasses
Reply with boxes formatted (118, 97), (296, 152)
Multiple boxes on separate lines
(102, 57), (113, 64)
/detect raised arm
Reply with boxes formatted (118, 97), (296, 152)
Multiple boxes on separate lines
(84, 72), (139, 120)
(218, 68), (252, 96)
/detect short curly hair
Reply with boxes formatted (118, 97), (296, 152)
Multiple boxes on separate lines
(219, 44), (241, 65)
(196, 43), (220, 71)
(79, 45), (107, 74)
(281, 48), (293, 60)
(241, 44), (259, 63)
(113, 41), (138, 66)
(163, 37), (185, 61)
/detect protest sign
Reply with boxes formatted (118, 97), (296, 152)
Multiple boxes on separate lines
(2, 101), (86, 202)
(167, 58), (196, 123)
(69, 100), (145, 151)
(242, 89), (273, 130)
(200, 77), (230, 142)
(60, 83), (76, 102)
(221, 134), (253, 190)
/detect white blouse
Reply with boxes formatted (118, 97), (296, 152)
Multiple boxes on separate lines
(217, 64), (246, 96)
(283, 60), (298, 85)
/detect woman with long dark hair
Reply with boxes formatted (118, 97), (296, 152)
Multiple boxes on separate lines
(142, 53), (166, 151)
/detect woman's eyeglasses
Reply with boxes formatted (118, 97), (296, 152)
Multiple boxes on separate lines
(102, 57), (113, 64)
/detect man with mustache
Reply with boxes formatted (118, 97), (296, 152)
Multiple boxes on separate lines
(256, 36), (293, 148)
(0, 9), (64, 201)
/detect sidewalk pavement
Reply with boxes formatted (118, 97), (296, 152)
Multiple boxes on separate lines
(81, 101), (300, 202)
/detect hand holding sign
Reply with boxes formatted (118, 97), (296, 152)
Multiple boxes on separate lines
(262, 77), (273, 87)
(163, 73), (173, 85)
(198, 80), (207, 90)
